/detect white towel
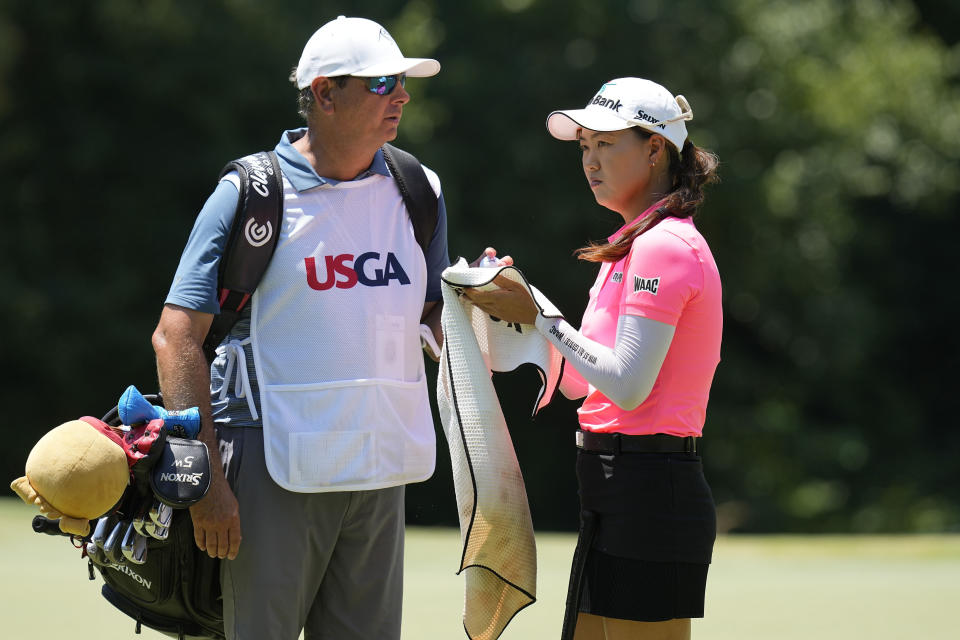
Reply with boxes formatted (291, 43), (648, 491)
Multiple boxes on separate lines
(436, 258), (564, 640)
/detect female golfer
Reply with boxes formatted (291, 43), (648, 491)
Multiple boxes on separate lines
(463, 77), (721, 640)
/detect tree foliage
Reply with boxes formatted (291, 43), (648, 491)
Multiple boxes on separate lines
(1, 0), (957, 533)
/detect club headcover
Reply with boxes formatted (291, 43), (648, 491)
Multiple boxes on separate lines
(149, 437), (211, 507)
(118, 385), (201, 439)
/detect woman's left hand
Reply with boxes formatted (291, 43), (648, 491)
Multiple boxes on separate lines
(469, 246), (514, 268)
(462, 275), (538, 325)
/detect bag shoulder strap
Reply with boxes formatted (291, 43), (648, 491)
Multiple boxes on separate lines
(382, 143), (439, 256)
(202, 151), (282, 363)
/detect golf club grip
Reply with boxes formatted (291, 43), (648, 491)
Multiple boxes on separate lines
(32, 515), (70, 537)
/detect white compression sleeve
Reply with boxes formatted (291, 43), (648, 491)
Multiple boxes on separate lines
(535, 313), (676, 410)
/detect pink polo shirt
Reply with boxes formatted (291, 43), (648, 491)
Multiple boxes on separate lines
(575, 206), (722, 437)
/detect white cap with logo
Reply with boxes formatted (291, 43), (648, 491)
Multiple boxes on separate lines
(546, 77), (693, 152)
(294, 16), (441, 89)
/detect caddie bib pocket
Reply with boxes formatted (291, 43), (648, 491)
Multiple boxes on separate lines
(260, 376), (432, 492)
(288, 429), (376, 487)
(375, 376), (434, 481)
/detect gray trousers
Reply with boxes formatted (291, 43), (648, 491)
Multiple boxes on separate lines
(219, 427), (405, 640)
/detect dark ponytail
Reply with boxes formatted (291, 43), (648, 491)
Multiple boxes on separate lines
(661, 140), (720, 219)
(574, 138), (719, 263)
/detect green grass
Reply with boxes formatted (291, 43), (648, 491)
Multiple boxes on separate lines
(2, 498), (958, 639)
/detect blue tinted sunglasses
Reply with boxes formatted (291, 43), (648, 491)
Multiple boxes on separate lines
(365, 74), (406, 96)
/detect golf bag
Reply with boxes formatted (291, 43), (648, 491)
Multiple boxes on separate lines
(34, 394), (224, 640)
(89, 506), (223, 640)
(96, 393), (223, 640)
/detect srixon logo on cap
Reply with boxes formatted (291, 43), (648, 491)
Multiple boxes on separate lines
(635, 109), (667, 129)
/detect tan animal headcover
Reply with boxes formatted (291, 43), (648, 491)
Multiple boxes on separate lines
(10, 419), (129, 536)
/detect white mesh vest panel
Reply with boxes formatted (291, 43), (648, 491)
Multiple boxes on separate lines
(250, 173), (434, 492)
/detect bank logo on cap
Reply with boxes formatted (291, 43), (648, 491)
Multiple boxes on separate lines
(590, 82), (623, 112)
(590, 92), (623, 112)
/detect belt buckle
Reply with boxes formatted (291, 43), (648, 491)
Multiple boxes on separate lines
(575, 430), (584, 449)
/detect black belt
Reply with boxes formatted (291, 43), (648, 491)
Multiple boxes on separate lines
(576, 430), (700, 455)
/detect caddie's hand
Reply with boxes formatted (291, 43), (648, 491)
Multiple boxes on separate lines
(462, 274), (537, 325)
(189, 474), (241, 560)
(469, 246), (514, 268)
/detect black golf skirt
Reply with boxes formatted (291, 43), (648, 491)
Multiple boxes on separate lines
(574, 448), (716, 622)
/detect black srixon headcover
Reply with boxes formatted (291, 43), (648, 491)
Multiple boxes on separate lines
(150, 437), (212, 507)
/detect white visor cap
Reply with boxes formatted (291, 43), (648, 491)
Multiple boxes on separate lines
(295, 16), (440, 89)
(546, 77), (692, 152)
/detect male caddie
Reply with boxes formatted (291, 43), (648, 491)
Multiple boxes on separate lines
(152, 16), (449, 639)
